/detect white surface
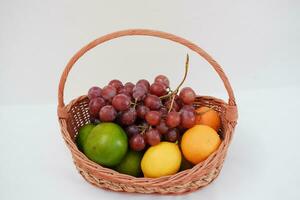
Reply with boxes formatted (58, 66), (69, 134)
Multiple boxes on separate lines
(1, 0), (300, 199)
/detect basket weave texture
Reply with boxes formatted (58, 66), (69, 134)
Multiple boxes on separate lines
(57, 29), (238, 194)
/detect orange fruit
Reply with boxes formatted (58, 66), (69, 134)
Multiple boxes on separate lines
(195, 106), (221, 131)
(181, 125), (221, 164)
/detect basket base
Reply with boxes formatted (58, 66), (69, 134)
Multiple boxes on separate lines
(75, 163), (223, 195)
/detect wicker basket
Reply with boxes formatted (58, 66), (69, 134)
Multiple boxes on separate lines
(57, 29), (238, 194)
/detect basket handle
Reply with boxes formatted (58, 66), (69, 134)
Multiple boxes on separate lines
(58, 29), (236, 109)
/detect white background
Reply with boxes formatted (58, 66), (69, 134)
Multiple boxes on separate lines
(0, 0), (300, 199)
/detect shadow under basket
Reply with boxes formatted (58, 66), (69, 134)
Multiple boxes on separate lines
(57, 29), (238, 195)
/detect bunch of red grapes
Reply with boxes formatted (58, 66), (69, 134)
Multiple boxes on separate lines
(87, 75), (197, 151)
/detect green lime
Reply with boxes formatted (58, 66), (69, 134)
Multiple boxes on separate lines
(83, 122), (128, 167)
(115, 150), (144, 177)
(76, 123), (96, 151)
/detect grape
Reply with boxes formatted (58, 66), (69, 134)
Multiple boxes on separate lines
(109, 79), (123, 91)
(179, 87), (196, 105)
(130, 134), (146, 151)
(101, 85), (117, 101)
(165, 129), (179, 142)
(112, 94), (131, 111)
(164, 99), (180, 112)
(117, 87), (130, 96)
(154, 75), (170, 88)
(136, 84), (148, 93)
(144, 95), (162, 110)
(136, 104), (150, 119)
(142, 132), (148, 142)
(145, 111), (161, 126)
(180, 110), (196, 128)
(156, 120), (169, 134)
(136, 79), (150, 91)
(180, 105), (195, 113)
(132, 85), (147, 101)
(99, 105), (117, 122)
(88, 97), (106, 118)
(90, 117), (100, 124)
(125, 125), (140, 138)
(159, 107), (168, 118)
(175, 95), (183, 107)
(166, 111), (181, 128)
(120, 108), (137, 125)
(124, 82), (135, 95)
(150, 82), (167, 97)
(88, 86), (102, 100)
(145, 129), (161, 146)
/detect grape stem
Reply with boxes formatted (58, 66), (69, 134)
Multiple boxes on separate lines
(139, 125), (149, 135)
(160, 54), (189, 112)
(168, 94), (177, 112)
(132, 99), (138, 109)
(160, 54), (189, 100)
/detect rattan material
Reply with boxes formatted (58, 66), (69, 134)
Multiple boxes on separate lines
(57, 29), (238, 194)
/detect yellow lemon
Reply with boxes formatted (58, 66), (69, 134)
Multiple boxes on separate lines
(141, 142), (181, 178)
(181, 125), (221, 164)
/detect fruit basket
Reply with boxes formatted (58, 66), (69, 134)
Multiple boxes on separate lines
(57, 29), (238, 194)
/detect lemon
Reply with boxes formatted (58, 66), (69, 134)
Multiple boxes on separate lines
(141, 142), (181, 178)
